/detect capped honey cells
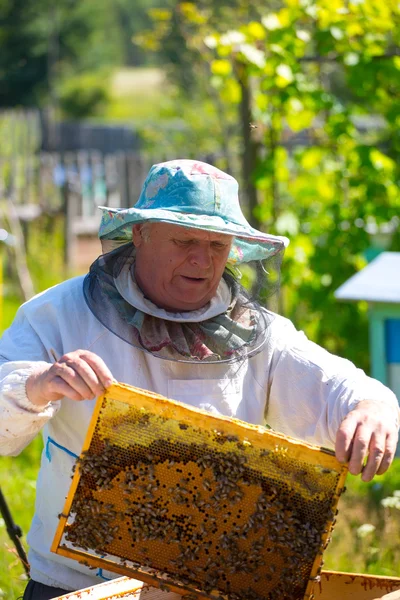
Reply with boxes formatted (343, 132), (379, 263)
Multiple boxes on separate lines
(52, 383), (348, 600)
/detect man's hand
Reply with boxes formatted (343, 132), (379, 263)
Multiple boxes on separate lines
(26, 350), (114, 407)
(335, 400), (400, 482)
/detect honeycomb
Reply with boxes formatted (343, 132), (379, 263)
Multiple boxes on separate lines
(52, 383), (348, 600)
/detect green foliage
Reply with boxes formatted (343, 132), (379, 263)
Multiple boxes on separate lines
(0, 0), (123, 108)
(324, 459), (400, 575)
(0, 214), (70, 333)
(138, 90), (238, 160)
(1, 294), (21, 332)
(58, 72), (110, 119)
(104, 67), (173, 123)
(348, 463), (400, 506)
(0, 0), (48, 107)
(24, 215), (66, 290)
(140, 0), (400, 369)
(112, 0), (173, 67)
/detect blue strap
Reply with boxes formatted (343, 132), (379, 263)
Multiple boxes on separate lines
(97, 568), (112, 581)
(45, 436), (79, 462)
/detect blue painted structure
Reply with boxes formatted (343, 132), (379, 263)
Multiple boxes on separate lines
(335, 253), (400, 439)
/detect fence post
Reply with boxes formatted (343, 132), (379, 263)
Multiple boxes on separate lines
(116, 151), (129, 208)
(127, 152), (146, 206)
(61, 153), (79, 272)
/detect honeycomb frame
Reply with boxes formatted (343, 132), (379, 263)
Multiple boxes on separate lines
(52, 382), (348, 600)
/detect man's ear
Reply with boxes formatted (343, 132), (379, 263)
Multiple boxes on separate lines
(132, 224), (143, 248)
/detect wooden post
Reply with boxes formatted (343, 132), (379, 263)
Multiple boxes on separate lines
(116, 151), (129, 208)
(236, 63), (259, 228)
(61, 153), (79, 273)
(0, 199), (35, 301)
(105, 155), (119, 208)
(127, 152), (146, 206)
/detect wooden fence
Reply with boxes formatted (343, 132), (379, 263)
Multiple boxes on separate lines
(1, 148), (169, 273)
(0, 110), (221, 284)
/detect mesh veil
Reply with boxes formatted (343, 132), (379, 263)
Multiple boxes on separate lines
(83, 243), (284, 364)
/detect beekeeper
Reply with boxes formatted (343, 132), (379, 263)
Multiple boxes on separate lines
(0, 159), (398, 599)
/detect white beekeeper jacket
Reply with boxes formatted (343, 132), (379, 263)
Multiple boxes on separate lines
(0, 276), (398, 592)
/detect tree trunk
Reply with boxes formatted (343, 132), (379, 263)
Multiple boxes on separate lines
(236, 63), (260, 229)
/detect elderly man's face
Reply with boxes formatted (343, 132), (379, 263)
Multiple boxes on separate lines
(132, 223), (233, 311)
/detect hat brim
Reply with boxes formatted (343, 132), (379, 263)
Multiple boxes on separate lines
(98, 207), (289, 264)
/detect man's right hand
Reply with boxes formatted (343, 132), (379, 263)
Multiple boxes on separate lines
(26, 350), (114, 407)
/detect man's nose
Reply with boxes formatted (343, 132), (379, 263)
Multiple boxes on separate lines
(189, 244), (212, 268)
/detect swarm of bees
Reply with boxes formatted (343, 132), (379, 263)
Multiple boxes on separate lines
(55, 391), (347, 600)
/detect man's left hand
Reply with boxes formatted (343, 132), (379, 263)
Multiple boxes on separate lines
(335, 400), (399, 482)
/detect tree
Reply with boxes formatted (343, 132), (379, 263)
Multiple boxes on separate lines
(0, 0), (123, 108)
(139, 0), (400, 370)
(113, 0), (172, 67)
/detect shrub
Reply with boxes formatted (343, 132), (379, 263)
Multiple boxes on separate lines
(58, 72), (110, 119)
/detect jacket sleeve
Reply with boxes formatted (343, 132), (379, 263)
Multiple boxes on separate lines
(266, 317), (400, 449)
(0, 306), (61, 456)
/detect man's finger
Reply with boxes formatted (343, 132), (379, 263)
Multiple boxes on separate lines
(347, 424), (373, 476)
(48, 376), (91, 402)
(360, 431), (386, 482)
(51, 362), (97, 400)
(335, 413), (358, 463)
(376, 432), (398, 476)
(59, 355), (105, 398)
(76, 351), (114, 389)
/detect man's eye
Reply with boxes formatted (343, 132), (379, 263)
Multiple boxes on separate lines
(173, 239), (191, 246)
(212, 242), (228, 250)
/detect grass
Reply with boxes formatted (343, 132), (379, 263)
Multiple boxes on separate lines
(324, 461), (400, 576)
(103, 67), (168, 123)
(111, 68), (165, 97)
(0, 437), (43, 599)
(0, 294), (43, 599)
(100, 67), (227, 159)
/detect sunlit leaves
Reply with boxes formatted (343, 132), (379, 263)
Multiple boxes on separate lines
(247, 21), (266, 40)
(179, 2), (207, 24)
(275, 64), (294, 86)
(298, 147), (325, 170)
(262, 14), (283, 31)
(274, 147), (291, 182)
(204, 35), (218, 49)
(275, 211), (300, 235)
(239, 44), (266, 68)
(147, 9), (171, 21)
(343, 53), (360, 66)
(296, 29), (311, 42)
(141, 0), (400, 367)
(219, 78), (241, 103)
(211, 59), (232, 76)
(284, 234), (315, 265)
(219, 31), (246, 46)
(330, 26), (344, 40)
(369, 149), (395, 172)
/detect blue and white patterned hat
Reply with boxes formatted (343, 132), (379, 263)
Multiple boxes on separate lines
(99, 159), (289, 264)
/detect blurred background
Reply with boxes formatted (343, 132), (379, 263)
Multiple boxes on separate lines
(0, 0), (399, 597)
